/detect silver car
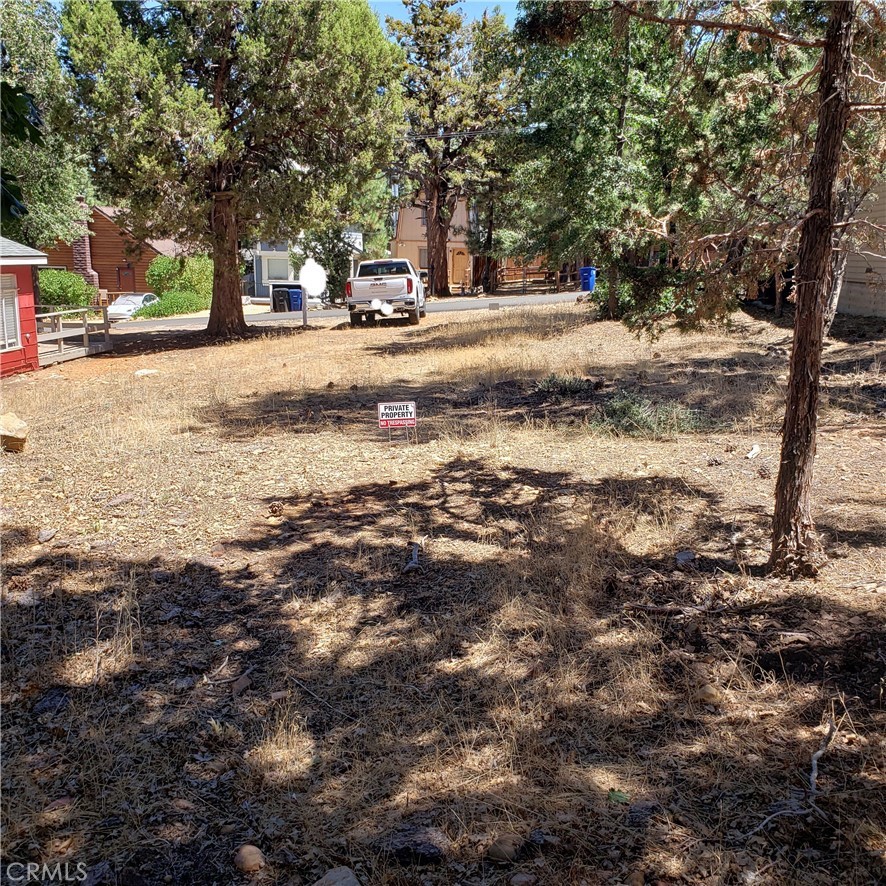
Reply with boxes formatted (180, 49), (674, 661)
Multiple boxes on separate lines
(107, 292), (158, 321)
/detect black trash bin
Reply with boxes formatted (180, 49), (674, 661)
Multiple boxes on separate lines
(272, 286), (289, 312)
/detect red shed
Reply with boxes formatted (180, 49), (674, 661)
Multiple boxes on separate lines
(1, 237), (47, 378)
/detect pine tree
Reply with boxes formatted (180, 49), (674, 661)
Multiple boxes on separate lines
(515, 0), (886, 577)
(63, 0), (402, 338)
(1, 0), (92, 245)
(388, 0), (513, 297)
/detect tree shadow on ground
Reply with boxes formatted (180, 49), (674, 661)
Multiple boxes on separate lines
(181, 319), (881, 445)
(362, 309), (595, 359)
(3, 458), (883, 885)
(739, 301), (886, 346)
(191, 366), (768, 444)
(102, 324), (322, 360)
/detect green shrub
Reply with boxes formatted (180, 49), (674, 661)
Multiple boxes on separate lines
(144, 256), (180, 296)
(594, 392), (700, 438)
(37, 269), (97, 308)
(536, 373), (597, 398)
(132, 288), (210, 318)
(146, 254), (213, 301)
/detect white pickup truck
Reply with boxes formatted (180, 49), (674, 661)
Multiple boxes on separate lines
(345, 259), (427, 327)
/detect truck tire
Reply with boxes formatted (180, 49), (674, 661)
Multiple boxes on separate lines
(407, 308), (420, 326)
(419, 307), (426, 318)
(349, 312), (361, 328)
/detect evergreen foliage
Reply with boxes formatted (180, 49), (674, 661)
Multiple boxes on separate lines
(62, 0), (402, 337)
(388, 0), (514, 296)
(0, 0), (92, 245)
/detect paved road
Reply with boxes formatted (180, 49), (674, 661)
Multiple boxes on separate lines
(117, 291), (582, 333)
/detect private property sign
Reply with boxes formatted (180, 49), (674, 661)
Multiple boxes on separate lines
(378, 401), (417, 428)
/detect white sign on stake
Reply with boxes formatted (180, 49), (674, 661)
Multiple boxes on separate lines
(378, 401), (417, 429)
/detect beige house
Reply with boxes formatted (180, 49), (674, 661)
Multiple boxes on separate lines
(389, 198), (473, 292)
(838, 187), (886, 318)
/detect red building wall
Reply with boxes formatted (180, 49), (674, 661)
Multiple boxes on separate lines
(1, 265), (40, 377)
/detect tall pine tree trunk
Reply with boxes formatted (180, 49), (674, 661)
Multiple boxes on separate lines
(824, 181), (867, 336)
(482, 200), (495, 293)
(206, 191), (248, 339)
(426, 182), (453, 298)
(769, 0), (854, 577)
(607, 1), (631, 320)
(823, 247), (849, 336)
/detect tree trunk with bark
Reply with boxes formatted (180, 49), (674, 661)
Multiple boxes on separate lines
(823, 247), (849, 336)
(425, 182), (454, 298)
(823, 180), (868, 336)
(607, 2), (631, 320)
(481, 200), (495, 293)
(769, 0), (855, 577)
(206, 191), (248, 339)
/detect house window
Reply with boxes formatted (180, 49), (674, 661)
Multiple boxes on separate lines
(1, 274), (21, 352)
(45, 265), (68, 271)
(260, 241), (288, 252)
(419, 248), (428, 269)
(266, 257), (291, 280)
(420, 207), (427, 227)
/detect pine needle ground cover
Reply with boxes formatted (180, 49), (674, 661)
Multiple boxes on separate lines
(2, 305), (884, 885)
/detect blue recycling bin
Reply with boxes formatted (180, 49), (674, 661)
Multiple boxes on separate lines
(580, 266), (597, 292)
(288, 287), (303, 311)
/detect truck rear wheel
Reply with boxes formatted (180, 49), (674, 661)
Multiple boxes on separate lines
(407, 308), (420, 326)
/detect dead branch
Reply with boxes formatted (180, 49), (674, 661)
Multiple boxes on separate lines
(403, 536), (427, 573)
(613, 1), (827, 48)
(291, 676), (357, 721)
(211, 665), (255, 686)
(738, 708), (839, 840)
(623, 601), (728, 615)
(809, 713), (838, 799)
(201, 655), (230, 683)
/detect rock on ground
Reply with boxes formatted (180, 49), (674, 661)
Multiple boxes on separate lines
(233, 844), (265, 873)
(487, 832), (525, 863)
(375, 821), (452, 865)
(0, 412), (28, 452)
(312, 867), (361, 886)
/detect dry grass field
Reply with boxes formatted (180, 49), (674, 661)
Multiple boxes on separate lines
(2, 304), (884, 885)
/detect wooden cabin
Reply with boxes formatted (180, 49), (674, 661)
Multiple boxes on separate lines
(43, 206), (187, 298)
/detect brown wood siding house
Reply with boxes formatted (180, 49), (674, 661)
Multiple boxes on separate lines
(43, 207), (186, 295)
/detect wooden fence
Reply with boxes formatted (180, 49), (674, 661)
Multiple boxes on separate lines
(36, 306), (113, 366)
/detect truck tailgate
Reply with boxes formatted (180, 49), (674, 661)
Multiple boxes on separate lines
(350, 277), (409, 299)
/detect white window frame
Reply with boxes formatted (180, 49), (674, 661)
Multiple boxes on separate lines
(265, 256), (291, 281)
(1, 274), (22, 352)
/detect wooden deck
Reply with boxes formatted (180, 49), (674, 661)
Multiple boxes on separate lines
(36, 306), (113, 366)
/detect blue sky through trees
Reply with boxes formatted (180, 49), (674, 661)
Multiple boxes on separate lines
(370, 1), (520, 28)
